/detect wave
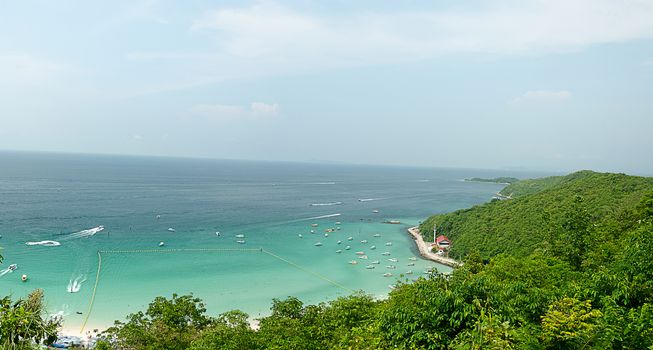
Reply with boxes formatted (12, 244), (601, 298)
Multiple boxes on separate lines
(358, 198), (385, 202)
(67, 275), (87, 293)
(26, 240), (61, 247)
(60, 225), (104, 240)
(306, 182), (336, 185)
(310, 202), (343, 206)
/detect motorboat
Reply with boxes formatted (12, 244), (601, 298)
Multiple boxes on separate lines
(345, 245), (351, 250)
(349, 260), (358, 265)
(347, 237), (353, 241)
(383, 273), (392, 277)
(385, 242), (393, 246)
(336, 250), (342, 253)
(298, 234), (303, 238)
(235, 234), (245, 238)
(366, 265), (375, 269)
(381, 252), (391, 256)
(311, 223), (318, 227)
(8, 264), (17, 271)
(324, 233), (329, 237)
(236, 240), (246, 244)
(167, 228), (175, 232)
(370, 245), (376, 250)
(407, 262), (415, 266)
(358, 255), (368, 260)
(360, 240), (368, 244)
(355, 251), (365, 255)
(405, 270), (413, 275)
(388, 258), (398, 263)
(373, 233), (381, 237)
(371, 260), (380, 264)
(337, 240), (342, 244)
(158, 242), (165, 247)
(314, 242), (323, 246)
(386, 265), (396, 269)
(372, 210), (380, 213)
(408, 257), (417, 261)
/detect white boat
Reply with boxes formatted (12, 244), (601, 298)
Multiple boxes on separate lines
(298, 234), (303, 238)
(371, 260), (380, 264)
(215, 231), (221, 236)
(235, 234), (245, 238)
(311, 223), (318, 227)
(9, 264), (17, 271)
(407, 262), (415, 266)
(156, 214), (161, 219)
(236, 240), (246, 244)
(335, 222), (341, 225)
(324, 233), (329, 237)
(372, 210), (380, 213)
(314, 242), (323, 246)
(370, 245), (376, 250)
(360, 240), (368, 244)
(336, 249), (342, 253)
(381, 252), (391, 256)
(408, 257), (417, 261)
(366, 265), (375, 269)
(355, 251), (365, 255)
(345, 245), (351, 250)
(385, 242), (393, 246)
(337, 240), (342, 244)
(386, 265), (396, 269)
(158, 242), (165, 247)
(349, 260), (358, 265)
(388, 258), (398, 263)
(310, 230), (315, 234)
(373, 233), (381, 237)
(388, 284), (396, 289)
(347, 237), (353, 241)
(167, 228), (175, 232)
(358, 255), (368, 260)
(383, 273), (392, 277)
(405, 270), (413, 275)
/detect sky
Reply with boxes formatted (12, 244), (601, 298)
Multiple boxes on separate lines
(1, 0), (653, 174)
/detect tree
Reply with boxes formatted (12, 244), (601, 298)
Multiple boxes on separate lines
(540, 297), (602, 349)
(190, 310), (258, 350)
(0, 289), (59, 349)
(104, 293), (212, 350)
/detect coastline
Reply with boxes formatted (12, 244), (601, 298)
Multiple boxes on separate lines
(407, 227), (462, 268)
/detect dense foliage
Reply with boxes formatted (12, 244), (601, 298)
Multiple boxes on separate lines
(0, 289), (59, 349)
(420, 170), (653, 259)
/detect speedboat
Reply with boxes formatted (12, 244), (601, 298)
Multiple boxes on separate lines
(360, 240), (368, 244)
(335, 249), (342, 253)
(385, 242), (392, 246)
(167, 228), (175, 232)
(372, 210), (380, 213)
(347, 237), (353, 241)
(388, 284), (396, 289)
(381, 252), (391, 256)
(373, 233), (381, 237)
(335, 222), (341, 225)
(158, 242), (165, 247)
(8, 264), (17, 271)
(324, 233), (329, 237)
(386, 265), (396, 269)
(236, 240), (246, 244)
(371, 260), (380, 264)
(355, 251), (365, 255)
(349, 260), (358, 265)
(366, 265), (375, 269)
(405, 270), (413, 275)
(235, 234), (245, 238)
(215, 231), (221, 236)
(370, 245), (376, 250)
(298, 234), (303, 238)
(408, 257), (417, 261)
(407, 262), (415, 266)
(388, 258), (398, 263)
(383, 273), (392, 277)
(358, 255), (368, 260)
(311, 223), (318, 227)
(337, 240), (342, 244)
(314, 242), (323, 246)
(345, 245), (351, 250)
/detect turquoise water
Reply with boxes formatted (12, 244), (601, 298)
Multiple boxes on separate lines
(0, 151), (535, 332)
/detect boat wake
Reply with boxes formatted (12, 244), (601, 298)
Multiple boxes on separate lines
(289, 213), (342, 223)
(306, 182), (336, 185)
(60, 226), (104, 240)
(358, 198), (385, 202)
(310, 202), (343, 206)
(67, 275), (87, 293)
(26, 240), (61, 247)
(0, 268), (11, 277)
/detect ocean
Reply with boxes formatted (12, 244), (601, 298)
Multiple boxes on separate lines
(0, 151), (537, 333)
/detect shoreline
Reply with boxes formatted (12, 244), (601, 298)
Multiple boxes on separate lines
(407, 226), (462, 268)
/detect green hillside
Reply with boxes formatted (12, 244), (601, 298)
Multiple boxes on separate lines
(420, 170), (653, 259)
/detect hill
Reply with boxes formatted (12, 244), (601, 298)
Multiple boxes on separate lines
(419, 170), (653, 259)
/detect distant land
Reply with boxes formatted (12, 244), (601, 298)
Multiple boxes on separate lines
(464, 176), (519, 184)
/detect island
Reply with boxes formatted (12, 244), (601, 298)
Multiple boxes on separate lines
(464, 176), (519, 184)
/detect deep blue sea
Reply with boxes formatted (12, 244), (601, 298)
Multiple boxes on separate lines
(0, 151), (546, 332)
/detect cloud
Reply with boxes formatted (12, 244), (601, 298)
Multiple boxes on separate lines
(0, 54), (65, 86)
(190, 102), (280, 121)
(511, 90), (572, 104)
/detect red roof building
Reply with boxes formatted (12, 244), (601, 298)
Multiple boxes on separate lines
(435, 235), (451, 249)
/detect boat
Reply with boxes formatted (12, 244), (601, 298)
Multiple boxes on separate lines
(373, 233), (381, 237)
(360, 240), (368, 243)
(314, 242), (323, 246)
(215, 231), (220, 236)
(336, 249), (342, 253)
(383, 273), (392, 277)
(372, 210), (380, 213)
(25, 240), (61, 247)
(388, 284), (396, 289)
(405, 270), (413, 275)
(388, 258), (398, 262)
(347, 237), (353, 241)
(236, 240), (246, 244)
(345, 245), (351, 250)
(235, 234), (245, 238)
(311, 223), (318, 227)
(156, 214), (161, 219)
(371, 260), (380, 264)
(349, 260), (358, 265)
(8, 264), (17, 271)
(310, 230), (315, 233)
(370, 245), (376, 250)
(158, 242), (165, 247)
(386, 265), (396, 269)
(335, 222), (341, 225)
(324, 233), (329, 237)
(325, 228), (335, 233)
(385, 242), (392, 246)
(21, 274), (28, 282)
(355, 251), (365, 255)
(384, 220), (401, 224)
(408, 257), (417, 261)
(407, 262), (415, 266)
(167, 228), (175, 232)
(337, 240), (342, 244)
(366, 265), (375, 269)
(358, 255), (368, 260)
(381, 252), (391, 256)
(298, 234), (303, 238)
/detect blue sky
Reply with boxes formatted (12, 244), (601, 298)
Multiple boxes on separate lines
(1, 0), (653, 174)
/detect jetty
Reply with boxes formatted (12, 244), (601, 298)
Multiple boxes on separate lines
(407, 227), (462, 267)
